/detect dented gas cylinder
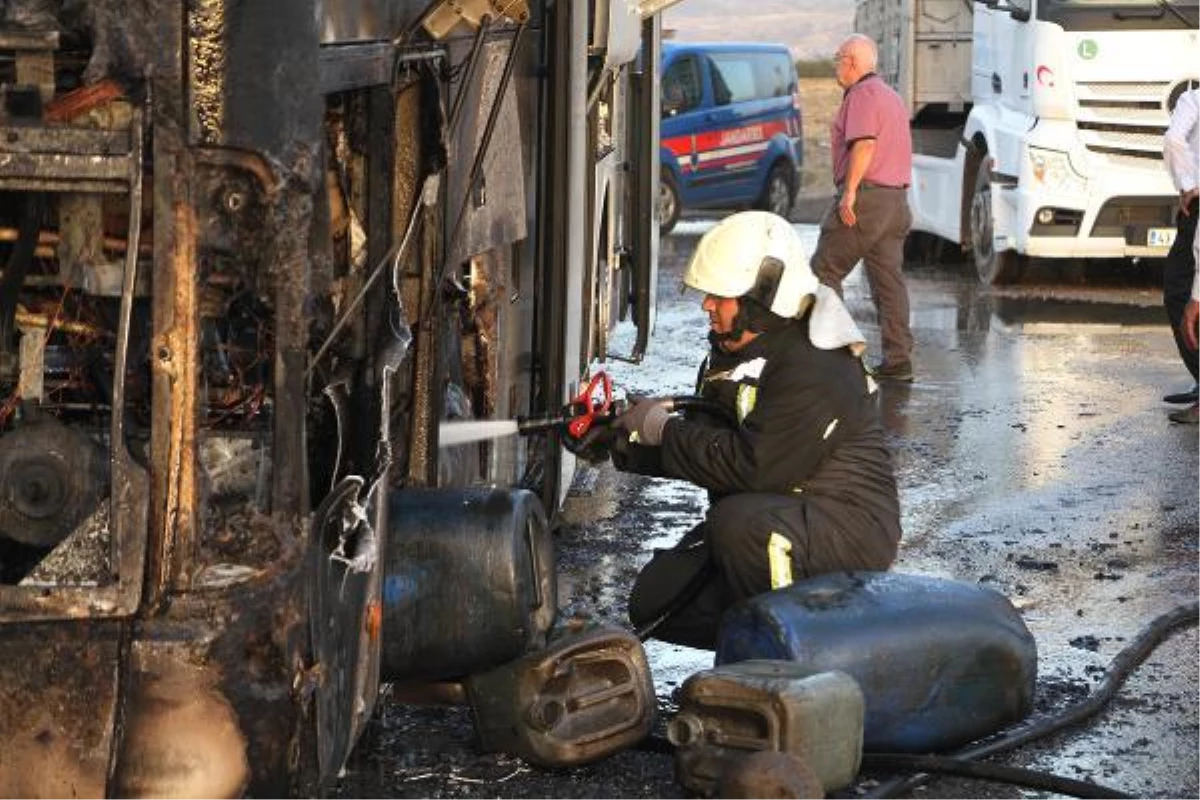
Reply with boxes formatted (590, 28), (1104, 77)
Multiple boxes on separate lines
(465, 624), (656, 768)
(715, 571), (1038, 753)
(669, 663), (863, 795)
(382, 488), (556, 681)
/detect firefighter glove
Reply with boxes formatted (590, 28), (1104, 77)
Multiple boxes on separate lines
(567, 424), (619, 464)
(615, 396), (671, 446)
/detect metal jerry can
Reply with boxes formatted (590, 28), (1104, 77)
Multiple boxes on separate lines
(464, 624), (656, 768)
(715, 571), (1038, 753)
(381, 488), (556, 681)
(669, 662), (864, 795)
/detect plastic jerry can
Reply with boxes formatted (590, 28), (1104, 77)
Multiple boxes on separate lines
(713, 750), (825, 800)
(464, 624), (657, 768)
(715, 571), (1037, 753)
(669, 663), (863, 795)
(381, 488), (556, 681)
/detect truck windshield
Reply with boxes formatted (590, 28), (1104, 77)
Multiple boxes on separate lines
(1038, 0), (1199, 29)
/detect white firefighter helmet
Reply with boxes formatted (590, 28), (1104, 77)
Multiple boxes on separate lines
(683, 211), (818, 317)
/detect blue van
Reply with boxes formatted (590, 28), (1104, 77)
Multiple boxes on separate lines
(660, 41), (804, 234)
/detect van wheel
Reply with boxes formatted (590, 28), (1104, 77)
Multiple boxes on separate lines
(660, 174), (680, 235)
(970, 158), (1023, 285)
(759, 162), (794, 220)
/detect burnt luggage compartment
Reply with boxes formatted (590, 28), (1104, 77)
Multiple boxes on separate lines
(0, 0), (325, 788)
(1, 0), (664, 793)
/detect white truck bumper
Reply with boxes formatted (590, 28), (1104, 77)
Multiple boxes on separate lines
(1001, 160), (1178, 260)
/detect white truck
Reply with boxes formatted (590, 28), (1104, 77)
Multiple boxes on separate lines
(856, 0), (1199, 283)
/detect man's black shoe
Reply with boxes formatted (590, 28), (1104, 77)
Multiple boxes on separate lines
(1169, 403), (1199, 424)
(1163, 384), (1198, 404)
(871, 360), (914, 382)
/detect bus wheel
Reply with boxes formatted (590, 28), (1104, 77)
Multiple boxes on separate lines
(970, 159), (1023, 284)
(660, 174), (680, 235)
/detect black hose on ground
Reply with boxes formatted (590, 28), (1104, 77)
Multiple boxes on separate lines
(639, 737), (1133, 797)
(861, 753), (1131, 799)
(867, 600), (1199, 798)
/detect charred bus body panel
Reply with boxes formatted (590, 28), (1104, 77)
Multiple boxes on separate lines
(0, 0), (662, 794)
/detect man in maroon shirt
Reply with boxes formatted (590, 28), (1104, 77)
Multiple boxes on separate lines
(811, 33), (915, 381)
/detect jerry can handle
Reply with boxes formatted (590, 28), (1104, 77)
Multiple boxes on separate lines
(525, 511), (545, 611)
(676, 697), (780, 750)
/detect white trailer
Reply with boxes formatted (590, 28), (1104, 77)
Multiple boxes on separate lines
(857, 0), (1199, 283)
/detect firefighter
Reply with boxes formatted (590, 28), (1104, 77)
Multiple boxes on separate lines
(605, 211), (902, 649)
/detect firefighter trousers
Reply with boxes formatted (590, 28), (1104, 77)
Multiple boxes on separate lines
(627, 493), (898, 650)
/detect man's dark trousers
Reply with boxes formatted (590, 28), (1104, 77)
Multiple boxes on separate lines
(1164, 197), (1199, 381)
(811, 187), (914, 367)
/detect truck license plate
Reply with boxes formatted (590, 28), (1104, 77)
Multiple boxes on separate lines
(1148, 227), (1177, 247)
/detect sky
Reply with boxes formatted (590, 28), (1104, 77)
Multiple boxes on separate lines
(661, 0), (857, 60)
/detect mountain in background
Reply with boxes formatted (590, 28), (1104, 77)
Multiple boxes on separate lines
(662, 0), (856, 60)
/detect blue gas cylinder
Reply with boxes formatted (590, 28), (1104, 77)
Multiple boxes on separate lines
(715, 571), (1037, 753)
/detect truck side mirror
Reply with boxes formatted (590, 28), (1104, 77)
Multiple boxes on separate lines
(974, 0), (1031, 20)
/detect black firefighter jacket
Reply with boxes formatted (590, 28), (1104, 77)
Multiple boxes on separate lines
(613, 314), (901, 549)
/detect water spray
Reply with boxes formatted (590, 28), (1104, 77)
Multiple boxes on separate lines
(437, 371), (734, 448)
(439, 372), (623, 447)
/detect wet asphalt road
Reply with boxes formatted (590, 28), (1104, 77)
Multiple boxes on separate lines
(335, 219), (1198, 799)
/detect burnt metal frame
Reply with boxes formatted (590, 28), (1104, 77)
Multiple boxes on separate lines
(0, 108), (149, 621)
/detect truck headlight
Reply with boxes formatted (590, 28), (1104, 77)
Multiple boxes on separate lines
(1027, 148), (1085, 195)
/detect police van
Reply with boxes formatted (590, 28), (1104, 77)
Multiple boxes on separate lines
(660, 41), (804, 234)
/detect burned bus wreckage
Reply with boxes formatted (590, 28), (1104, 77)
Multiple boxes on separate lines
(0, 0), (667, 794)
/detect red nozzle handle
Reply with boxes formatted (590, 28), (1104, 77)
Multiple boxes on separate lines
(566, 371), (613, 439)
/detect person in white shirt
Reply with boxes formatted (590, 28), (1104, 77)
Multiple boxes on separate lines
(1162, 87), (1198, 424)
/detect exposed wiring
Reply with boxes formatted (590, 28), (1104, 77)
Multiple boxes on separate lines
(423, 21), (526, 330)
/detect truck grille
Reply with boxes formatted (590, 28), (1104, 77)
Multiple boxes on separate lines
(1074, 80), (1173, 162)
(1090, 196), (1176, 243)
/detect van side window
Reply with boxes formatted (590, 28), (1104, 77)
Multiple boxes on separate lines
(707, 51), (797, 105)
(754, 52), (796, 99)
(662, 57), (702, 116)
(708, 54), (757, 105)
